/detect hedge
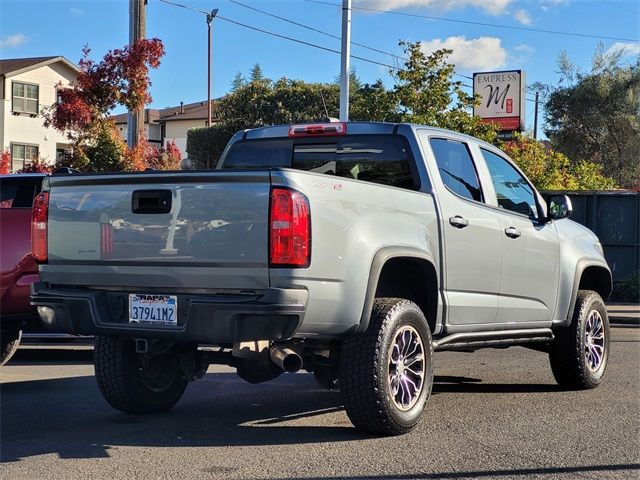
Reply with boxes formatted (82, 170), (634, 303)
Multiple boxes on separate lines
(186, 122), (245, 169)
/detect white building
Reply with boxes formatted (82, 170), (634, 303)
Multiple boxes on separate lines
(112, 100), (216, 158)
(0, 56), (79, 171)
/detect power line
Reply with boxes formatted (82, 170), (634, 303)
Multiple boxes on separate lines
(158, 0), (540, 103)
(304, 0), (640, 43)
(159, 0), (209, 15)
(227, 1), (481, 85)
(217, 15), (402, 71)
(229, 0), (405, 63)
(601, 0), (638, 15)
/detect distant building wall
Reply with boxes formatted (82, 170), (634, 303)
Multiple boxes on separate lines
(163, 119), (207, 157)
(2, 62), (77, 168)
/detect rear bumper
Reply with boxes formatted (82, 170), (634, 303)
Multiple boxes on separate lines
(30, 282), (307, 344)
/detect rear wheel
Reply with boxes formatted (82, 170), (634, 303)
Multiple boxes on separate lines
(549, 290), (610, 389)
(339, 298), (433, 436)
(1, 329), (22, 366)
(94, 336), (188, 414)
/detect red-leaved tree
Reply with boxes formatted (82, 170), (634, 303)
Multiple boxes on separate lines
(44, 39), (165, 172)
(0, 150), (10, 175)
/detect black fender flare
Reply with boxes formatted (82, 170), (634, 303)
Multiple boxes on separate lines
(561, 259), (612, 328)
(356, 246), (438, 334)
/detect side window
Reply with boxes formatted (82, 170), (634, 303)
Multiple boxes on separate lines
(429, 138), (483, 202)
(481, 148), (538, 219)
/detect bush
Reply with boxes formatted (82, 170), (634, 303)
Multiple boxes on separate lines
(611, 272), (640, 303)
(186, 122), (244, 169)
(501, 133), (617, 191)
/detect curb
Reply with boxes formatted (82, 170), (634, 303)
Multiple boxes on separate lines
(610, 317), (640, 326)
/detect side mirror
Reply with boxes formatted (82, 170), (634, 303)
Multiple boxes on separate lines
(547, 194), (573, 220)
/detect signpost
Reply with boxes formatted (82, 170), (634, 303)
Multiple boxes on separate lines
(473, 70), (525, 138)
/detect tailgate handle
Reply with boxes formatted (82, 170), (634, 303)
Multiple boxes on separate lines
(132, 190), (172, 214)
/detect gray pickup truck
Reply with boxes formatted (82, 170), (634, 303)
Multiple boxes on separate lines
(31, 122), (611, 436)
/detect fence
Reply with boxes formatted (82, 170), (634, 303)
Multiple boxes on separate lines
(545, 190), (640, 282)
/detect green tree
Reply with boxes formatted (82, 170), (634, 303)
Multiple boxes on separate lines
(230, 72), (246, 91)
(249, 63), (264, 83)
(542, 45), (640, 188)
(392, 41), (498, 143)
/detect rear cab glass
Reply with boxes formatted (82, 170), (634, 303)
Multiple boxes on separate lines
(221, 135), (418, 190)
(0, 177), (42, 209)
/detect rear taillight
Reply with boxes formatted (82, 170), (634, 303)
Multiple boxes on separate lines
(101, 222), (113, 259)
(31, 191), (49, 263)
(270, 188), (310, 267)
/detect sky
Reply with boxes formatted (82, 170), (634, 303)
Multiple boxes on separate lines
(1, 0), (639, 133)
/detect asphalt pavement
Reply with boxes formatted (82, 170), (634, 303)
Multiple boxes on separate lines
(1, 327), (639, 480)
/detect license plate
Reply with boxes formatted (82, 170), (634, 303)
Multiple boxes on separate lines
(129, 294), (178, 326)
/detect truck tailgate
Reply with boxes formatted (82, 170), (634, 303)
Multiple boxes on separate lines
(41, 171), (271, 290)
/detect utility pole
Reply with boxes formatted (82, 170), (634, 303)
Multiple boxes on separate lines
(339, 0), (351, 122)
(128, 0), (147, 148)
(533, 91), (539, 140)
(206, 9), (218, 127)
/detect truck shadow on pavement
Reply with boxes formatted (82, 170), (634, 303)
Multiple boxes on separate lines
(1, 354), (568, 463)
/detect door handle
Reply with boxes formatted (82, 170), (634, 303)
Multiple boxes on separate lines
(449, 216), (469, 228)
(505, 226), (521, 238)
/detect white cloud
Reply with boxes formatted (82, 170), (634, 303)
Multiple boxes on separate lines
(605, 42), (640, 57)
(357, 0), (512, 16)
(0, 33), (26, 49)
(421, 36), (508, 70)
(514, 9), (531, 25)
(514, 44), (535, 55)
(511, 44), (535, 64)
(69, 7), (84, 17)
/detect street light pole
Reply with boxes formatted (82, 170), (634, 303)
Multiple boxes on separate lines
(339, 0), (351, 122)
(207, 9), (218, 127)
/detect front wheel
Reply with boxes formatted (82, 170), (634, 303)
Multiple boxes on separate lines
(1, 329), (22, 366)
(339, 298), (433, 436)
(549, 290), (610, 389)
(94, 336), (189, 414)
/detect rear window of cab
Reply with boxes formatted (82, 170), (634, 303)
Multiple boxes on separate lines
(221, 135), (418, 190)
(0, 178), (42, 209)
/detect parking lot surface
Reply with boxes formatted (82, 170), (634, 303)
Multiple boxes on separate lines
(1, 327), (639, 480)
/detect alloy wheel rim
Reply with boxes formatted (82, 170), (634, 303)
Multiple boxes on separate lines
(388, 325), (426, 411)
(585, 310), (605, 372)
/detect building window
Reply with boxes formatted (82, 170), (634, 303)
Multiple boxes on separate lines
(11, 144), (39, 172)
(12, 82), (39, 115)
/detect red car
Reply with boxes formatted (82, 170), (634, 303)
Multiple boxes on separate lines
(0, 174), (45, 365)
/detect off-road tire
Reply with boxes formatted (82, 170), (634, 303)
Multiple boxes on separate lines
(339, 298), (433, 436)
(1, 329), (22, 366)
(549, 290), (610, 389)
(94, 336), (188, 414)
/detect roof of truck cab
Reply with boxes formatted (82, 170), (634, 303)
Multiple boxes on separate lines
(241, 121), (489, 145)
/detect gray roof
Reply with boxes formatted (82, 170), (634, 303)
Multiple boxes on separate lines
(0, 56), (79, 76)
(111, 100), (219, 124)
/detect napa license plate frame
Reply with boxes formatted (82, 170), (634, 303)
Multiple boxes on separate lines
(129, 294), (178, 326)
